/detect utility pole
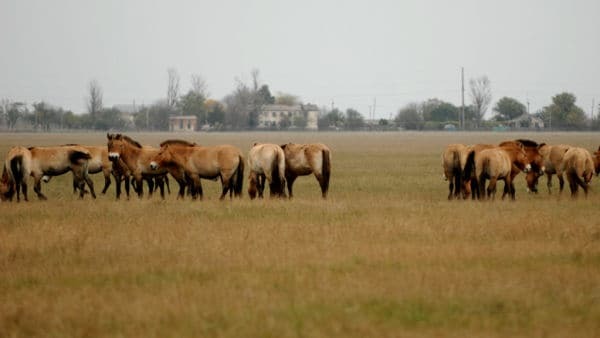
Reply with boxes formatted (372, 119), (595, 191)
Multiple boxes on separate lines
(591, 98), (595, 121)
(461, 67), (465, 130)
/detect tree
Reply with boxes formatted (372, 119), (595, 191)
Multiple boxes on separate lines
(87, 79), (103, 123)
(93, 107), (126, 130)
(493, 97), (527, 121)
(275, 93), (299, 106)
(540, 92), (586, 130)
(257, 85), (275, 105)
(134, 100), (174, 131)
(191, 74), (209, 98)
(223, 80), (253, 130)
(167, 68), (180, 108)
(395, 103), (422, 130)
(205, 99), (225, 127)
(292, 113), (308, 129)
(345, 108), (365, 130)
(178, 90), (207, 125)
(4, 101), (27, 130)
(469, 76), (492, 128)
(318, 108), (345, 130)
(421, 98), (458, 122)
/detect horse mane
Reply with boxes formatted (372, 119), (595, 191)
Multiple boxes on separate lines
(119, 135), (143, 148)
(160, 139), (195, 147)
(515, 139), (539, 147)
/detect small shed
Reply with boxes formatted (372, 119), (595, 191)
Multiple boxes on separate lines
(169, 116), (197, 132)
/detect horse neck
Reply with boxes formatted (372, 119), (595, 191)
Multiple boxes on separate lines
(120, 143), (143, 168)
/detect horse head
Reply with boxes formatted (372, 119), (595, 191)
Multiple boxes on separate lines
(107, 134), (124, 160)
(149, 144), (172, 170)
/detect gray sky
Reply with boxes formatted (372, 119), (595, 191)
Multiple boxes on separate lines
(1, 0), (599, 119)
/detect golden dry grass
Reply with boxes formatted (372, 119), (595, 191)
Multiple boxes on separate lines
(1, 131), (600, 337)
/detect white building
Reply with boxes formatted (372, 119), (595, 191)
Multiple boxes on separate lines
(258, 104), (319, 130)
(169, 116), (197, 132)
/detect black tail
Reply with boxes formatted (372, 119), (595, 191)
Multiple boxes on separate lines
(69, 150), (92, 164)
(10, 155), (24, 186)
(463, 150), (475, 182)
(233, 155), (244, 197)
(271, 151), (283, 195)
(321, 149), (331, 196)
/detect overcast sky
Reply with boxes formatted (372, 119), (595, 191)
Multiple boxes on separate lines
(1, 0), (599, 119)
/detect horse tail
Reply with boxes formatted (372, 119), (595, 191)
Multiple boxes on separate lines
(9, 155), (24, 186)
(271, 150), (284, 195)
(463, 150), (476, 181)
(321, 148), (331, 193)
(69, 150), (92, 164)
(233, 154), (244, 197)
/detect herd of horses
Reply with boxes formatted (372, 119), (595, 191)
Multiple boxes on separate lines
(443, 139), (600, 200)
(0, 134), (332, 202)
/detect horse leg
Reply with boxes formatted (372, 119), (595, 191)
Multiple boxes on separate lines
(190, 176), (203, 200)
(114, 174), (122, 200)
(32, 176), (47, 200)
(134, 174), (144, 198)
(176, 178), (186, 199)
(101, 169), (111, 194)
(156, 176), (165, 199)
(558, 173), (565, 194)
(20, 180), (28, 202)
(546, 173), (553, 194)
(314, 172), (328, 199)
(502, 182), (509, 200)
(258, 174), (266, 198)
(447, 174), (454, 200)
(219, 174), (232, 200)
(286, 174), (297, 199)
(487, 177), (498, 200)
(83, 171), (96, 199)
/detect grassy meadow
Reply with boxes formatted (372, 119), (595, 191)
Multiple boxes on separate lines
(1, 131), (600, 337)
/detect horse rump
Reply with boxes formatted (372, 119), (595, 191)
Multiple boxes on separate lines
(68, 150), (92, 164)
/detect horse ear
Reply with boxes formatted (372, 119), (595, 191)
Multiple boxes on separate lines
(107, 133), (112, 140)
(280, 144), (287, 149)
(253, 142), (259, 147)
(538, 143), (546, 149)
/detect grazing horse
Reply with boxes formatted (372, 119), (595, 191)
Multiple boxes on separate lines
(0, 146), (32, 202)
(149, 140), (244, 200)
(441, 143), (472, 200)
(106, 133), (170, 199)
(280, 143), (331, 199)
(247, 143), (286, 199)
(561, 147), (594, 198)
(27, 145), (96, 200)
(538, 144), (571, 194)
(498, 139), (546, 193)
(470, 144), (531, 200)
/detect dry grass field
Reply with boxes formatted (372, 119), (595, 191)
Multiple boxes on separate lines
(1, 131), (600, 337)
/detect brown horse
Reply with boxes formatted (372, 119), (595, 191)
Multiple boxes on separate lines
(0, 146), (32, 202)
(562, 147), (594, 197)
(498, 139), (546, 193)
(106, 133), (169, 198)
(280, 143), (331, 199)
(470, 144), (531, 200)
(149, 140), (244, 200)
(538, 144), (571, 194)
(441, 143), (471, 200)
(27, 145), (96, 200)
(247, 143), (286, 199)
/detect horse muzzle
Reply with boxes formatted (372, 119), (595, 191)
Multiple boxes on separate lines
(108, 152), (120, 160)
(524, 164), (532, 173)
(149, 161), (159, 170)
(540, 166), (546, 175)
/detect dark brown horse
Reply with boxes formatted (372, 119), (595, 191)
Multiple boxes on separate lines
(498, 139), (545, 193)
(280, 143), (331, 199)
(28, 145), (96, 200)
(149, 140), (244, 200)
(247, 143), (286, 199)
(562, 147), (594, 198)
(106, 133), (169, 198)
(0, 146), (32, 202)
(469, 143), (531, 200)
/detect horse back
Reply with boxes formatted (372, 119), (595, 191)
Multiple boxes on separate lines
(476, 148), (511, 178)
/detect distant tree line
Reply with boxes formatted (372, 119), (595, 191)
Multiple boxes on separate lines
(1, 71), (597, 132)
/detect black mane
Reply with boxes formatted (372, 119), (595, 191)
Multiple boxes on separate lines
(160, 139), (195, 147)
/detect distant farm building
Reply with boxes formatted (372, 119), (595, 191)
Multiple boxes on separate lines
(507, 114), (545, 130)
(169, 115), (197, 132)
(258, 104), (319, 130)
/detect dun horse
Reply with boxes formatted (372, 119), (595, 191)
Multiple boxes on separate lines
(538, 144), (571, 194)
(28, 145), (96, 200)
(106, 133), (170, 198)
(467, 143), (531, 200)
(441, 143), (471, 200)
(280, 143), (331, 199)
(149, 140), (244, 200)
(462, 144), (495, 200)
(0, 146), (32, 202)
(562, 147), (594, 197)
(247, 143), (286, 199)
(498, 139), (545, 193)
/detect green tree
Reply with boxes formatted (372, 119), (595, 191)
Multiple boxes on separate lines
(205, 99), (225, 127)
(292, 113), (308, 129)
(345, 108), (365, 130)
(422, 99), (458, 122)
(493, 97), (527, 121)
(94, 108), (126, 130)
(134, 101), (174, 131)
(395, 103), (423, 130)
(178, 90), (207, 124)
(257, 85), (275, 105)
(540, 92), (586, 130)
(318, 109), (345, 130)
(5, 102), (27, 130)
(275, 93), (299, 106)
